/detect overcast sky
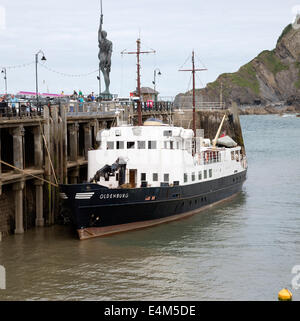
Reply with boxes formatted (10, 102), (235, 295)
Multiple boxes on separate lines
(0, 0), (299, 97)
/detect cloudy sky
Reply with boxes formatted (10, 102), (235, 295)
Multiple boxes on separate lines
(0, 0), (299, 97)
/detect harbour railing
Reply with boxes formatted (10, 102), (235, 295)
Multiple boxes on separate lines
(0, 102), (43, 118)
(195, 102), (226, 110)
(66, 101), (174, 116)
(0, 99), (174, 119)
(174, 96), (227, 110)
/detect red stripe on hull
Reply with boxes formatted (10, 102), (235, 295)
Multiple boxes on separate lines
(77, 192), (240, 240)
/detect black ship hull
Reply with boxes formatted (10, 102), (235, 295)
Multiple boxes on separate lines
(60, 170), (247, 240)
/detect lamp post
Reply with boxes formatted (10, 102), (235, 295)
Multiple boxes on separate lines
(1, 68), (7, 94)
(35, 50), (46, 105)
(152, 68), (161, 106)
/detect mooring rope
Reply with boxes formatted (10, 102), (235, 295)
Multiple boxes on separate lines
(0, 159), (58, 188)
(39, 121), (59, 186)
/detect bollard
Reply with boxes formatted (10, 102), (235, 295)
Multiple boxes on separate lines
(278, 288), (293, 301)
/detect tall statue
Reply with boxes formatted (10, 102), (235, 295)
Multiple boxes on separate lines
(98, 2), (112, 95)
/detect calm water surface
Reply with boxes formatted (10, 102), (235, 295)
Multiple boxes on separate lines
(0, 114), (300, 301)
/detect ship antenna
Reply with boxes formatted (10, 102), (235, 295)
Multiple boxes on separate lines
(121, 39), (156, 126)
(179, 50), (207, 154)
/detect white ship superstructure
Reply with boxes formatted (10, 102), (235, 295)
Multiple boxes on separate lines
(88, 122), (247, 189)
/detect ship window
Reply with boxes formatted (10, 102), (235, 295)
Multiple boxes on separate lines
(163, 130), (172, 137)
(116, 141), (124, 149)
(115, 130), (121, 136)
(164, 141), (174, 150)
(184, 173), (188, 183)
(231, 151), (235, 160)
(153, 173), (158, 181)
(116, 173), (119, 181)
(138, 141), (145, 149)
(107, 141), (114, 150)
(164, 174), (169, 182)
(148, 141), (157, 149)
(127, 141), (135, 149)
(209, 169), (212, 178)
(192, 172), (195, 181)
(141, 173), (146, 181)
(198, 171), (202, 180)
(204, 170), (207, 179)
(176, 142), (179, 149)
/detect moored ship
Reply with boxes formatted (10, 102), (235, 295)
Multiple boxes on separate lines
(60, 116), (247, 240)
(60, 30), (247, 240)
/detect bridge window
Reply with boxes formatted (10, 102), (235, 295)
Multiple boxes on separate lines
(163, 130), (172, 137)
(204, 170), (207, 179)
(153, 173), (158, 181)
(192, 172), (195, 181)
(148, 141), (157, 149)
(209, 169), (212, 178)
(163, 141), (174, 150)
(141, 173), (146, 181)
(127, 141), (135, 149)
(116, 141), (124, 149)
(138, 141), (145, 149)
(164, 174), (169, 182)
(198, 171), (202, 180)
(107, 141), (114, 150)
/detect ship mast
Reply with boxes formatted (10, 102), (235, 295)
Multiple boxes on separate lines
(121, 39), (155, 126)
(179, 51), (207, 142)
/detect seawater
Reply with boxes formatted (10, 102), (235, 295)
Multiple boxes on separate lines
(0, 114), (300, 301)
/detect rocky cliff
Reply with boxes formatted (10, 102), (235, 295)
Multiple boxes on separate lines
(175, 22), (300, 107)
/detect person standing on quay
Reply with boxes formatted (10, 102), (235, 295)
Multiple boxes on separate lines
(78, 95), (84, 112)
(10, 94), (19, 116)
